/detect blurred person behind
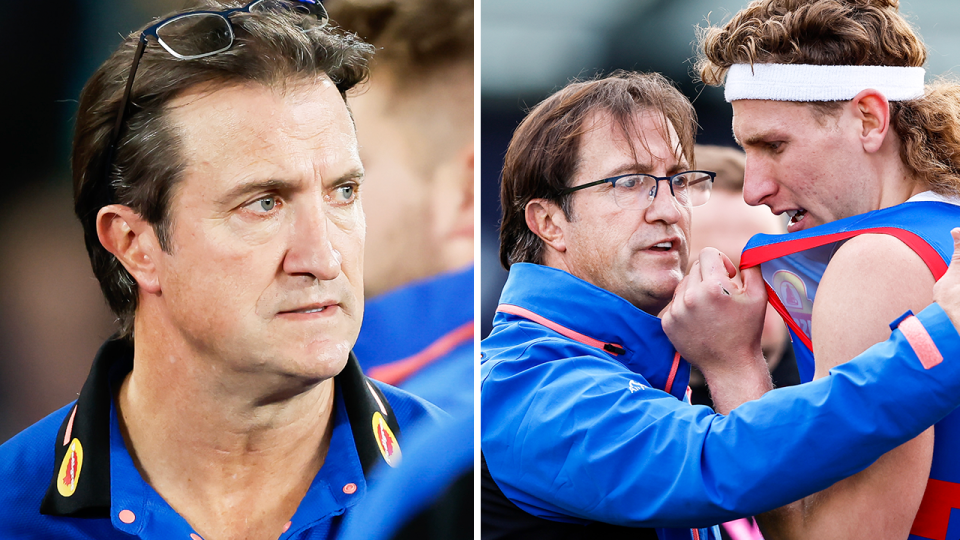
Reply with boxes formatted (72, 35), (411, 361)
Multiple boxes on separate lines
(327, 0), (474, 417)
(687, 144), (798, 411)
(323, 3), (475, 538)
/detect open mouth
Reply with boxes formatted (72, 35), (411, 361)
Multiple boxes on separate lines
(786, 209), (807, 227)
(649, 241), (674, 252)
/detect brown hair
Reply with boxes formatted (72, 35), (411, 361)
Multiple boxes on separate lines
(326, 0), (472, 85)
(73, 0), (374, 339)
(499, 71), (697, 269)
(698, 0), (960, 196)
(695, 145), (745, 192)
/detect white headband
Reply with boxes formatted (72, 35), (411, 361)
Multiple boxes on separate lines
(723, 63), (925, 102)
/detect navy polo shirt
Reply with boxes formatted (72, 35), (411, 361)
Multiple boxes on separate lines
(0, 338), (442, 539)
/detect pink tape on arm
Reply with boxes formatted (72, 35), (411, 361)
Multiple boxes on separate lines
(723, 518), (764, 540)
(899, 316), (944, 369)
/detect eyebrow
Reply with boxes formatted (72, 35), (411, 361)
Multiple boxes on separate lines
(216, 169), (364, 206)
(603, 161), (688, 178)
(331, 168), (365, 186)
(738, 134), (769, 148)
(217, 179), (295, 206)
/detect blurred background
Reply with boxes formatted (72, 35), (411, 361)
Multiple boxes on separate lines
(480, 0), (960, 338)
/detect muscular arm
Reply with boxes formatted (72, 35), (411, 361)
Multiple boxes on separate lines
(758, 234), (935, 540)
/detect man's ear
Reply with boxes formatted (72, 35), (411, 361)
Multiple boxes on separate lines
(851, 89), (891, 154)
(525, 198), (568, 253)
(96, 205), (163, 294)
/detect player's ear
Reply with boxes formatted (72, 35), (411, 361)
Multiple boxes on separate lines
(852, 89), (891, 154)
(96, 205), (162, 294)
(525, 198), (568, 253)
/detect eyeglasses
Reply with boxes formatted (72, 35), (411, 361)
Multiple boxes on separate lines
(561, 171), (716, 210)
(99, 0), (329, 203)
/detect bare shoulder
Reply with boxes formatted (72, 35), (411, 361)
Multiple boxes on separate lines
(823, 234), (934, 286)
(811, 233), (935, 377)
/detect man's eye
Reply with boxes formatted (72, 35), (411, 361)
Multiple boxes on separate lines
(246, 196), (278, 213)
(331, 184), (357, 205)
(617, 177), (639, 189)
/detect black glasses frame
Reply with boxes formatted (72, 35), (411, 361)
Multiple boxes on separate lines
(96, 0), (328, 208)
(561, 170), (716, 207)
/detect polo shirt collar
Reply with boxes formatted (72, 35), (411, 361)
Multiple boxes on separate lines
(40, 337), (404, 529)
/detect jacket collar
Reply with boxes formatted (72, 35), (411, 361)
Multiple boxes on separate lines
(40, 337), (403, 518)
(495, 263), (689, 399)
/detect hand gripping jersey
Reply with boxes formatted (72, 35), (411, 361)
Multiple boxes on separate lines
(481, 263), (960, 540)
(740, 198), (960, 540)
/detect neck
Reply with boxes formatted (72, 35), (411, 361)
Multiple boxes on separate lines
(118, 315), (336, 540)
(874, 132), (928, 210)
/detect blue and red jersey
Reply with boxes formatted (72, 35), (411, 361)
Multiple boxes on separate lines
(740, 197), (960, 540)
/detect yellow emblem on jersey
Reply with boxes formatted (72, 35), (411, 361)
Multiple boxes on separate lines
(57, 438), (84, 497)
(372, 412), (402, 468)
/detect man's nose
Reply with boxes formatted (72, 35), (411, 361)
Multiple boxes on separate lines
(282, 199), (341, 281)
(644, 179), (682, 223)
(742, 157), (775, 207)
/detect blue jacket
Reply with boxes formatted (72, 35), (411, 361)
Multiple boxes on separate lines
(481, 262), (960, 539)
(353, 265), (474, 417)
(0, 338), (443, 539)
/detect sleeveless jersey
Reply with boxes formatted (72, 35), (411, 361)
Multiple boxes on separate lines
(740, 199), (960, 540)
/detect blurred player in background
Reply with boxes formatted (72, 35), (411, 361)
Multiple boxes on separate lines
(328, 0), (474, 417)
(325, 2), (474, 538)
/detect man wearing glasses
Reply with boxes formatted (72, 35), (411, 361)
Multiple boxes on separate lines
(0, 1), (440, 538)
(481, 71), (960, 540)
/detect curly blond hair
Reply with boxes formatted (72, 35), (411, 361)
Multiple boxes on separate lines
(698, 0), (960, 196)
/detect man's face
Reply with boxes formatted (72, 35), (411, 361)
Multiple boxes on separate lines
(157, 78), (364, 379)
(732, 99), (876, 232)
(558, 110), (691, 315)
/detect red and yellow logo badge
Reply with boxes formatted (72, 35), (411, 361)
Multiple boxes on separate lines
(372, 412), (401, 468)
(57, 438), (84, 497)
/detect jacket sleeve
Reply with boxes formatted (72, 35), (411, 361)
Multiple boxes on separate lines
(480, 303), (960, 529)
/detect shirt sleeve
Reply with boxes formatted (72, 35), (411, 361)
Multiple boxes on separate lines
(480, 302), (960, 529)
